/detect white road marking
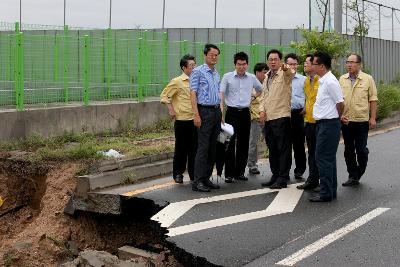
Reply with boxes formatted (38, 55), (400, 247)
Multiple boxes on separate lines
(276, 207), (390, 266)
(152, 187), (282, 227)
(151, 184), (303, 237)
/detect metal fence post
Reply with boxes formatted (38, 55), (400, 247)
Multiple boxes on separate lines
(83, 35), (90, 106)
(15, 32), (24, 111)
(63, 25), (69, 103)
(54, 34), (60, 81)
(219, 41), (225, 76)
(143, 30), (150, 98)
(181, 40), (188, 55)
(137, 37), (144, 102)
(163, 32), (168, 86)
(107, 28), (112, 101)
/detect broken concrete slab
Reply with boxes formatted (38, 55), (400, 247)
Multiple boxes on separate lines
(118, 246), (158, 261)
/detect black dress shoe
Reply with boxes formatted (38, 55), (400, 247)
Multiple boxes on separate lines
(203, 179), (220, 189)
(294, 174), (304, 180)
(269, 183), (287, 189)
(297, 183), (318, 190)
(309, 195), (332, 202)
(342, 179), (360, 187)
(236, 175), (248, 181)
(225, 177), (234, 183)
(173, 174), (183, 184)
(192, 182), (210, 192)
(261, 179), (276, 187)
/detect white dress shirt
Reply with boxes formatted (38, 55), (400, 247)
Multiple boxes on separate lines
(313, 71), (344, 120)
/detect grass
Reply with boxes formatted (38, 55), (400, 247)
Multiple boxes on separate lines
(377, 84), (400, 121)
(0, 119), (174, 162)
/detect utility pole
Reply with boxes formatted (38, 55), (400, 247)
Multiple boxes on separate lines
(109, 0), (112, 29)
(345, 0), (348, 34)
(162, 0), (166, 29)
(309, 0), (311, 30)
(392, 8), (394, 41)
(63, 0), (66, 27)
(214, 0), (217, 28)
(263, 0), (266, 28)
(19, 0), (22, 30)
(378, 4), (381, 39)
(334, 0), (343, 33)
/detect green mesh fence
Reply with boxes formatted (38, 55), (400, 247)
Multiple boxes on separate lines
(0, 25), (295, 110)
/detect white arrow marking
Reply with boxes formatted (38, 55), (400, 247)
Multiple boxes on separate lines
(276, 207), (390, 266)
(151, 184), (303, 237)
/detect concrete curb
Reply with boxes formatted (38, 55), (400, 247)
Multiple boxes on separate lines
(76, 158), (173, 198)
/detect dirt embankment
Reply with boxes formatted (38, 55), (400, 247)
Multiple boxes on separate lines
(0, 152), (179, 267)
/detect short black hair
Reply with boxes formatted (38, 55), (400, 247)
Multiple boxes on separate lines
(267, 49), (282, 60)
(180, 54), (195, 71)
(234, 51), (248, 65)
(204, 43), (220, 55)
(305, 54), (314, 62)
(253, 63), (268, 74)
(313, 52), (332, 70)
(348, 53), (362, 63)
(284, 53), (299, 63)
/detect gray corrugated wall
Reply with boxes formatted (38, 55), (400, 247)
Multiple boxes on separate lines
(159, 28), (399, 83)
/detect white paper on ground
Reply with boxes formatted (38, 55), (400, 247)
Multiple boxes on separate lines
(99, 149), (124, 158)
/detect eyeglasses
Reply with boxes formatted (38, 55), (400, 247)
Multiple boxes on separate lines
(346, 61), (360, 64)
(268, 58), (280, 62)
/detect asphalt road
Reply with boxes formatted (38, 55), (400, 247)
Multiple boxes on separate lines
(138, 126), (400, 267)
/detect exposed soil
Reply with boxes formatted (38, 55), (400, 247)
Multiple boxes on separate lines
(0, 152), (182, 267)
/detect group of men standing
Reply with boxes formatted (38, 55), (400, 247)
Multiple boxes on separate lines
(160, 43), (377, 202)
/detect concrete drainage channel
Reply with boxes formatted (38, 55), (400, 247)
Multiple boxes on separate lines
(65, 151), (221, 267)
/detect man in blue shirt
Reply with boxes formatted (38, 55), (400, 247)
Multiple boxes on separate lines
(190, 44), (222, 192)
(285, 53), (307, 180)
(220, 52), (263, 183)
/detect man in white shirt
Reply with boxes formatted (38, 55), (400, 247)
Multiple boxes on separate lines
(310, 52), (344, 202)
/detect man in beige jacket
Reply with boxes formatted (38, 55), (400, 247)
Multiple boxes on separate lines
(259, 49), (295, 189)
(160, 54), (197, 183)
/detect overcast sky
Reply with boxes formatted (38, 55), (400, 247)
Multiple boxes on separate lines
(0, 0), (399, 40)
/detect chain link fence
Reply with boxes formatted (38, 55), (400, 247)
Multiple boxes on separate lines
(0, 22), (295, 110)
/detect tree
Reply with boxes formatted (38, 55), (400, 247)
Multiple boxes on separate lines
(290, 28), (351, 76)
(315, 0), (330, 31)
(344, 0), (371, 62)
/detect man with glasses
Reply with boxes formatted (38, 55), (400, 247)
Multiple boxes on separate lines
(160, 54), (198, 183)
(310, 52), (344, 202)
(220, 52), (263, 183)
(297, 54), (320, 190)
(259, 49), (295, 189)
(247, 63), (268, 176)
(339, 53), (378, 187)
(190, 44), (222, 192)
(284, 53), (307, 181)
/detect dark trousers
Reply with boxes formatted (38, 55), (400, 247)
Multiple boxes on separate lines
(215, 141), (226, 176)
(291, 109), (307, 176)
(315, 118), (341, 200)
(173, 120), (198, 180)
(194, 106), (221, 184)
(304, 123), (319, 184)
(264, 117), (292, 184)
(224, 107), (251, 178)
(341, 121), (369, 180)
